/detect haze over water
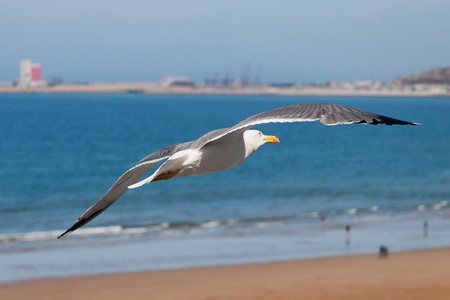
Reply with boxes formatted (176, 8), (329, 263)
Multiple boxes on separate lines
(0, 94), (449, 282)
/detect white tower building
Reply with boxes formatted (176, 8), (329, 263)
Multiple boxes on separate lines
(19, 60), (32, 87)
(19, 59), (44, 87)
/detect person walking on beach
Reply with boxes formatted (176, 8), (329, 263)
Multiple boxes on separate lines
(345, 224), (351, 244)
(320, 214), (326, 229)
(379, 245), (389, 258)
(424, 220), (428, 237)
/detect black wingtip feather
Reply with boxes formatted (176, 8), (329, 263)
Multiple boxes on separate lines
(374, 115), (420, 126)
(57, 208), (104, 239)
(57, 221), (83, 239)
(57, 229), (72, 239)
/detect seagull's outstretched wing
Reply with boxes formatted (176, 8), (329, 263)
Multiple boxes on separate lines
(193, 103), (419, 148)
(58, 142), (192, 238)
(59, 103), (419, 238)
(237, 102), (419, 126)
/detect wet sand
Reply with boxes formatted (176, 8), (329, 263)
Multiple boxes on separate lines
(1, 247), (450, 300)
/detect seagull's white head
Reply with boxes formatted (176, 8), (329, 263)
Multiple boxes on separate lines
(243, 130), (280, 158)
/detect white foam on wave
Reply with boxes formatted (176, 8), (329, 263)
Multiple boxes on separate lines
(225, 218), (239, 225)
(201, 220), (221, 228)
(121, 227), (148, 235)
(0, 225), (125, 243)
(71, 226), (123, 237)
(255, 221), (283, 228)
(433, 201), (447, 210)
(433, 201), (448, 210)
(160, 222), (170, 229)
(297, 211), (319, 218)
(347, 208), (357, 214)
(255, 222), (271, 228)
(0, 230), (61, 243)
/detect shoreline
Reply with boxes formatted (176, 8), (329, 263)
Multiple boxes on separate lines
(2, 210), (448, 284)
(1, 247), (450, 300)
(1, 82), (450, 97)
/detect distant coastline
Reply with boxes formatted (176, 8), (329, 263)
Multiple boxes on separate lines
(1, 82), (450, 97)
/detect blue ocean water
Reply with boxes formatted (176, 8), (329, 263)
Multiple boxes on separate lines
(0, 93), (449, 282)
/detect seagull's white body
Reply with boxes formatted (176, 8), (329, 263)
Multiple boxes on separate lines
(129, 130), (270, 188)
(59, 102), (418, 238)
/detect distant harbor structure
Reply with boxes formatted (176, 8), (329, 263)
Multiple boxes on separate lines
(19, 59), (45, 88)
(160, 76), (195, 88)
(0, 64), (448, 96)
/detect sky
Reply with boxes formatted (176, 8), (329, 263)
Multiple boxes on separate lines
(0, 0), (449, 84)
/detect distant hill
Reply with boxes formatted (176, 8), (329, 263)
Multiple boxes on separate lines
(393, 67), (450, 85)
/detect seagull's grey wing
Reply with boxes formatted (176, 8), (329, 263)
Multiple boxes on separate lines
(237, 102), (420, 127)
(192, 103), (419, 148)
(58, 142), (192, 238)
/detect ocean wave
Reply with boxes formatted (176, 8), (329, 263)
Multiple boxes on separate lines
(1, 200), (448, 245)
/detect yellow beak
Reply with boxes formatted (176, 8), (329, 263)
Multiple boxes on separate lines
(264, 135), (280, 143)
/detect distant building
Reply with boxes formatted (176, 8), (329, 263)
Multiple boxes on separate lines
(160, 76), (195, 88)
(269, 82), (294, 88)
(353, 81), (373, 90)
(31, 65), (42, 82)
(20, 60), (32, 85)
(19, 59), (45, 87)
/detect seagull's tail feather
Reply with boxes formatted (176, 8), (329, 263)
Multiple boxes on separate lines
(128, 157), (181, 189)
(128, 175), (154, 189)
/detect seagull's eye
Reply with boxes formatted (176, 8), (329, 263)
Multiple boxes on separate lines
(258, 132), (262, 135)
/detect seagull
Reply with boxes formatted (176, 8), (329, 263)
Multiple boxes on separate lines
(58, 102), (419, 238)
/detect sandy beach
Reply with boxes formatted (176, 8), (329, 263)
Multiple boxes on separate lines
(1, 247), (450, 300)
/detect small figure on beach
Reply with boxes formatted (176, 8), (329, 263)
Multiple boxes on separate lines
(345, 224), (351, 244)
(379, 245), (389, 258)
(320, 214), (326, 229)
(423, 220), (428, 237)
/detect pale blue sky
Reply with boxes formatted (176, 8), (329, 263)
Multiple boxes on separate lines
(1, 0), (449, 83)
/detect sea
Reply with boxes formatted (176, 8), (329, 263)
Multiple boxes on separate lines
(0, 93), (449, 283)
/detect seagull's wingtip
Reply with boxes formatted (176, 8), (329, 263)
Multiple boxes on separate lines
(57, 229), (72, 239)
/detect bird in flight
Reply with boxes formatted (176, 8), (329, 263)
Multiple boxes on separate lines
(58, 102), (419, 238)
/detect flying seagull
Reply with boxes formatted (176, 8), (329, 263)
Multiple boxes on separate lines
(58, 102), (419, 238)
